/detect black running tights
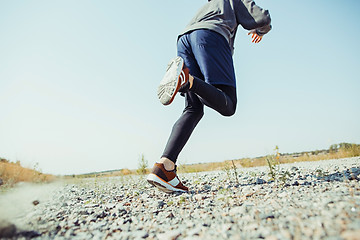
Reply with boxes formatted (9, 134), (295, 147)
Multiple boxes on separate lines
(162, 77), (237, 163)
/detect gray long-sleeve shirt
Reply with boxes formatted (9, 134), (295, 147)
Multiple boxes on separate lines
(179, 0), (272, 52)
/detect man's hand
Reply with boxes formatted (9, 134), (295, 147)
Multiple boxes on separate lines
(248, 30), (263, 43)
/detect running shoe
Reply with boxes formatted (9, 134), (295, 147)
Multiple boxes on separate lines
(158, 56), (190, 105)
(147, 163), (189, 193)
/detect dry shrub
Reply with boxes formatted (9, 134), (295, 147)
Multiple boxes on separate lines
(0, 161), (54, 186)
(239, 157), (266, 168)
(338, 144), (360, 158)
(121, 169), (133, 175)
(287, 146), (360, 164)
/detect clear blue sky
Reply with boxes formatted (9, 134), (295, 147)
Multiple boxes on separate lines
(1, 0), (359, 175)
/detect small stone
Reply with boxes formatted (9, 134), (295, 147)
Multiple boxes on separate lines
(203, 184), (212, 190)
(123, 218), (132, 224)
(292, 181), (299, 186)
(256, 178), (266, 184)
(133, 230), (149, 239)
(222, 224), (232, 232)
(291, 166), (299, 172)
(0, 220), (17, 238)
(157, 200), (166, 208)
(33, 200), (40, 206)
(104, 203), (116, 210)
(167, 212), (175, 219)
(187, 227), (202, 236)
(260, 213), (275, 220)
(118, 208), (127, 216)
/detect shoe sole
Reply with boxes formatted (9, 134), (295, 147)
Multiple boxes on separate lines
(158, 56), (184, 105)
(147, 173), (187, 193)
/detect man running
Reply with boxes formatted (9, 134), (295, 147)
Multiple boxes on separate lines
(147, 0), (272, 193)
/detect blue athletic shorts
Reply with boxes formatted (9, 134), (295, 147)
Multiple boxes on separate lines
(177, 29), (236, 88)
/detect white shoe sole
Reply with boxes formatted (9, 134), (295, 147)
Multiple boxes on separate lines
(158, 56), (184, 105)
(147, 173), (187, 193)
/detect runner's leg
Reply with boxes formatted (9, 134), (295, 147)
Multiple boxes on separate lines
(161, 30), (237, 164)
(161, 34), (204, 164)
(191, 80), (237, 116)
(161, 91), (204, 163)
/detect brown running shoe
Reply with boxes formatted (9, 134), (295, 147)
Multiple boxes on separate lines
(147, 163), (189, 193)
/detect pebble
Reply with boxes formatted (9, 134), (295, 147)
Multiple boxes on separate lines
(0, 220), (17, 238)
(256, 178), (266, 184)
(0, 157), (359, 239)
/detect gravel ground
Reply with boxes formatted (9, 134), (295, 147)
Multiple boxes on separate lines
(0, 157), (359, 240)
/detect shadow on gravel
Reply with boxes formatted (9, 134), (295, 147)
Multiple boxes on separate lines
(314, 167), (360, 182)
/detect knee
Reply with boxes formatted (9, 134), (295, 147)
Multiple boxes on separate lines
(220, 106), (236, 117)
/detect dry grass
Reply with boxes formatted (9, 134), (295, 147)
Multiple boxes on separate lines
(70, 168), (136, 179)
(177, 160), (244, 173)
(277, 144), (360, 165)
(178, 143), (360, 173)
(0, 159), (54, 187)
(63, 143), (360, 178)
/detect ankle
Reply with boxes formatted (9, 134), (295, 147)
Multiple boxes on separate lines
(159, 157), (175, 171)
